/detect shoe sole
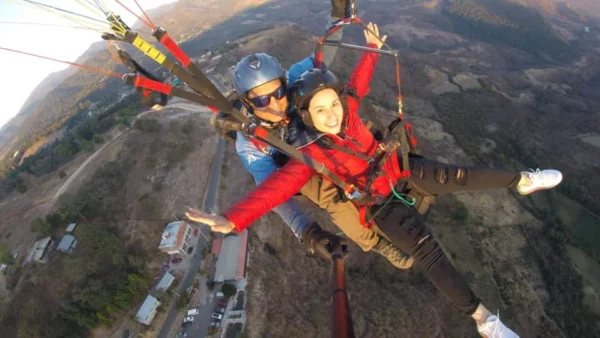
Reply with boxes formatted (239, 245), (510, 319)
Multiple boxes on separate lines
(519, 182), (560, 196)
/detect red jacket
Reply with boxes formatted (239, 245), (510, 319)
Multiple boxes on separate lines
(225, 44), (409, 231)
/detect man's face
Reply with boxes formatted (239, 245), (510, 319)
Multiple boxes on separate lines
(246, 79), (288, 123)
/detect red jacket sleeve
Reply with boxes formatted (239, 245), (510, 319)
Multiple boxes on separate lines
(345, 43), (380, 100)
(223, 158), (314, 232)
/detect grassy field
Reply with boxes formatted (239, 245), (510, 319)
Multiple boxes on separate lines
(579, 134), (600, 149)
(566, 244), (600, 316)
(555, 194), (600, 259)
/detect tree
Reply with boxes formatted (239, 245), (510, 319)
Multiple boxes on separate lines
(453, 202), (469, 222)
(59, 171), (67, 179)
(182, 121), (193, 135)
(93, 134), (104, 144)
(16, 183), (27, 194)
(80, 140), (94, 153)
(30, 217), (52, 236)
(46, 212), (65, 232)
(221, 283), (237, 298)
(134, 119), (161, 132)
(176, 294), (190, 310)
(0, 244), (13, 264)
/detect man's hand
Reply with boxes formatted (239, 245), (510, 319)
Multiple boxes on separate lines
(302, 222), (349, 261)
(186, 208), (236, 234)
(331, 0), (355, 19)
(364, 22), (387, 49)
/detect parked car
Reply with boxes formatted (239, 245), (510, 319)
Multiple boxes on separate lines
(211, 313), (223, 320)
(171, 257), (182, 264)
(210, 321), (220, 328)
(187, 308), (199, 316)
(193, 228), (199, 237)
(183, 316), (194, 322)
(187, 246), (194, 255)
(215, 307), (225, 314)
(181, 321), (192, 328)
(217, 299), (227, 307)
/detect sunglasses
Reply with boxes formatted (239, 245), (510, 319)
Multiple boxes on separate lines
(247, 83), (287, 108)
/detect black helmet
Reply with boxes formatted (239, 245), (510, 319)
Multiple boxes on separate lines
(290, 68), (344, 128)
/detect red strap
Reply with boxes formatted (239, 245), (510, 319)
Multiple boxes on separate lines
(249, 138), (270, 154)
(133, 76), (173, 95)
(254, 126), (268, 139)
(142, 89), (151, 97)
(159, 33), (192, 67)
(404, 123), (417, 147)
(358, 206), (374, 229)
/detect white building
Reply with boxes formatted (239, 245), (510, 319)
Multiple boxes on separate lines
(136, 295), (161, 325)
(213, 230), (249, 283)
(66, 223), (77, 233)
(158, 221), (194, 255)
(57, 235), (77, 254)
(25, 237), (54, 264)
(155, 272), (175, 292)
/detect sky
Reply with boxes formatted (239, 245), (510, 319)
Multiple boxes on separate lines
(0, 0), (178, 129)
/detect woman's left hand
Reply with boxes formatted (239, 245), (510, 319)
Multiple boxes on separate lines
(364, 22), (387, 49)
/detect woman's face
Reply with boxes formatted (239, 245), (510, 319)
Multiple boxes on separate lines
(307, 88), (344, 134)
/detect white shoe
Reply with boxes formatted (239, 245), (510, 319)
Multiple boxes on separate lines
(477, 315), (520, 338)
(517, 168), (563, 195)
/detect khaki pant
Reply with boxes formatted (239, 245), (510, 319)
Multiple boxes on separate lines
(300, 175), (380, 251)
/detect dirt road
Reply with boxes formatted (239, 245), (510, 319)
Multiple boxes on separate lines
(52, 102), (213, 203)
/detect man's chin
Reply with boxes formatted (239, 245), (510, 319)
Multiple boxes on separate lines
(256, 111), (286, 122)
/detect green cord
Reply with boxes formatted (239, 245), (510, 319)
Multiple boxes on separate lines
(390, 183), (416, 207)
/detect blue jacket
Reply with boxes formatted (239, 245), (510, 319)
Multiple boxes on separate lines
(234, 19), (343, 239)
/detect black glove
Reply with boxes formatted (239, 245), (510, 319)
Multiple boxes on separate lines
(331, 0), (356, 19)
(302, 222), (348, 261)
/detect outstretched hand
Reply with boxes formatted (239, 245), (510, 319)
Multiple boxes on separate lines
(364, 22), (387, 49)
(186, 208), (236, 234)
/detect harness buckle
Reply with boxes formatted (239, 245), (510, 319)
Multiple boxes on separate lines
(344, 189), (361, 201)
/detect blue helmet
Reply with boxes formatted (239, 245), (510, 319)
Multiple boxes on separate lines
(232, 53), (286, 97)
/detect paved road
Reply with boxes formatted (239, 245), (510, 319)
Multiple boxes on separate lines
(184, 279), (222, 338)
(205, 139), (225, 214)
(157, 138), (225, 338)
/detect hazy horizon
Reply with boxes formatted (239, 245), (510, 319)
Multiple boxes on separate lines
(0, 0), (178, 130)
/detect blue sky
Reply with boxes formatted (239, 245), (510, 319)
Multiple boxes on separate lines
(0, 0), (178, 129)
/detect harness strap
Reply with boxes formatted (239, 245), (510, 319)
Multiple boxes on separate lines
(316, 137), (371, 162)
(248, 125), (366, 201)
(249, 138), (271, 155)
